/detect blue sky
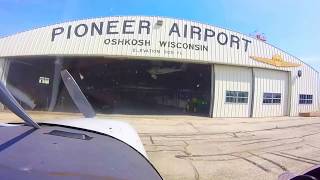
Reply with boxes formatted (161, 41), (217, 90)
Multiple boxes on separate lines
(0, 0), (319, 71)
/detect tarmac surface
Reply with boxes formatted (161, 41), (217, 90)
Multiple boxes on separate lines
(1, 111), (320, 180)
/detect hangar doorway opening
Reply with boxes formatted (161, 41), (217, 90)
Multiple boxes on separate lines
(6, 58), (55, 111)
(61, 58), (212, 116)
(6, 57), (212, 117)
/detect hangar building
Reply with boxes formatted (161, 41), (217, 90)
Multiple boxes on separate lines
(0, 16), (318, 117)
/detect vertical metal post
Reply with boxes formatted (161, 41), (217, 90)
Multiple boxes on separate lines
(48, 57), (63, 111)
(209, 64), (215, 118)
(0, 59), (5, 88)
(287, 71), (292, 116)
(0, 58), (10, 111)
(250, 67), (255, 117)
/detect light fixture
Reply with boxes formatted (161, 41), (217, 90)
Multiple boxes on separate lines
(297, 70), (302, 78)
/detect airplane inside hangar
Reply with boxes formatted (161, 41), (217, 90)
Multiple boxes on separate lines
(6, 57), (212, 116)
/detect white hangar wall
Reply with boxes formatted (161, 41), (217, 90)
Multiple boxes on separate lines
(0, 16), (311, 69)
(0, 16), (318, 117)
(290, 66), (319, 116)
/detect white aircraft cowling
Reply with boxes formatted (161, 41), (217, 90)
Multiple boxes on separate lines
(45, 118), (148, 158)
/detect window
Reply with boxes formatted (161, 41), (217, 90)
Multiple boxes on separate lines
(225, 91), (248, 103)
(39, 76), (50, 85)
(299, 94), (313, 104)
(263, 93), (281, 104)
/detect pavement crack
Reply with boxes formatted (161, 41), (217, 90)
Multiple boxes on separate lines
(148, 149), (189, 155)
(150, 136), (154, 144)
(187, 160), (199, 180)
(186, 122), (200, 133)
(177, 153), (231, 158)
(269, 152), (317, 165)
(248, 152), (287, 171)
(279, 152), (320, 164)
(232, 132), (239, 138)
(148, 144), (181, 147)
(187, 157), (239, 162)
(175, 139), (304, 160)
(139, 123), (320, 137)
(182, 140), (192, 155)
(241, 137), (301, 145)
(241, 131), (320, 146)
(305, 144), (320, 150)
(231, 154), (270, 172)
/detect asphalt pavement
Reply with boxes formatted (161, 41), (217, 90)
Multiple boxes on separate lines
(1, 112), (320, 180)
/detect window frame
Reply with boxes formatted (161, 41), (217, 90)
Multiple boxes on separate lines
(263, 92), (281, 104)
(299, 94), (313, 104)
(225, 90), (249, 104)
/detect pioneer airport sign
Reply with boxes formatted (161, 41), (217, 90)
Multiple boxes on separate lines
(51, 18), (252, 53)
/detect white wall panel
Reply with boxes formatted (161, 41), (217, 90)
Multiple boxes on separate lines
(213, 65), (252, 117)
(290, 65), (319, 116)
(252, 68), (289, 117)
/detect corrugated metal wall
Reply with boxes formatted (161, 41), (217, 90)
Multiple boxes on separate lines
(0, 16), (312, 71)
(290, 67), (319, 116)
(0, 16), (318, 117)
(211, 65), (319, 117)
(252, 68), (289, 117)
(213, 65), (252, 117)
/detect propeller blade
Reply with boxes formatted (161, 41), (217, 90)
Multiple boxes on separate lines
(60, 70), (96, 118)
(0, 81), (40, 129)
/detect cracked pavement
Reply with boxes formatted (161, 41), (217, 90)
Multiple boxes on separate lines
(120, 115), (320, 180)
(1, 112), (320, 179)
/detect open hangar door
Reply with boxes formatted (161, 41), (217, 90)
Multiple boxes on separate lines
(57, 57), (212, 116)
(6, 57), (55, 111)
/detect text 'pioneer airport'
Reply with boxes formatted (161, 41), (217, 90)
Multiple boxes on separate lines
(51, 19), (252, 52)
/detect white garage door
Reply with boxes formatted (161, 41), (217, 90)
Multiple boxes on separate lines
(252, 68), (289, 117)
(213, 65), (252, 117)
